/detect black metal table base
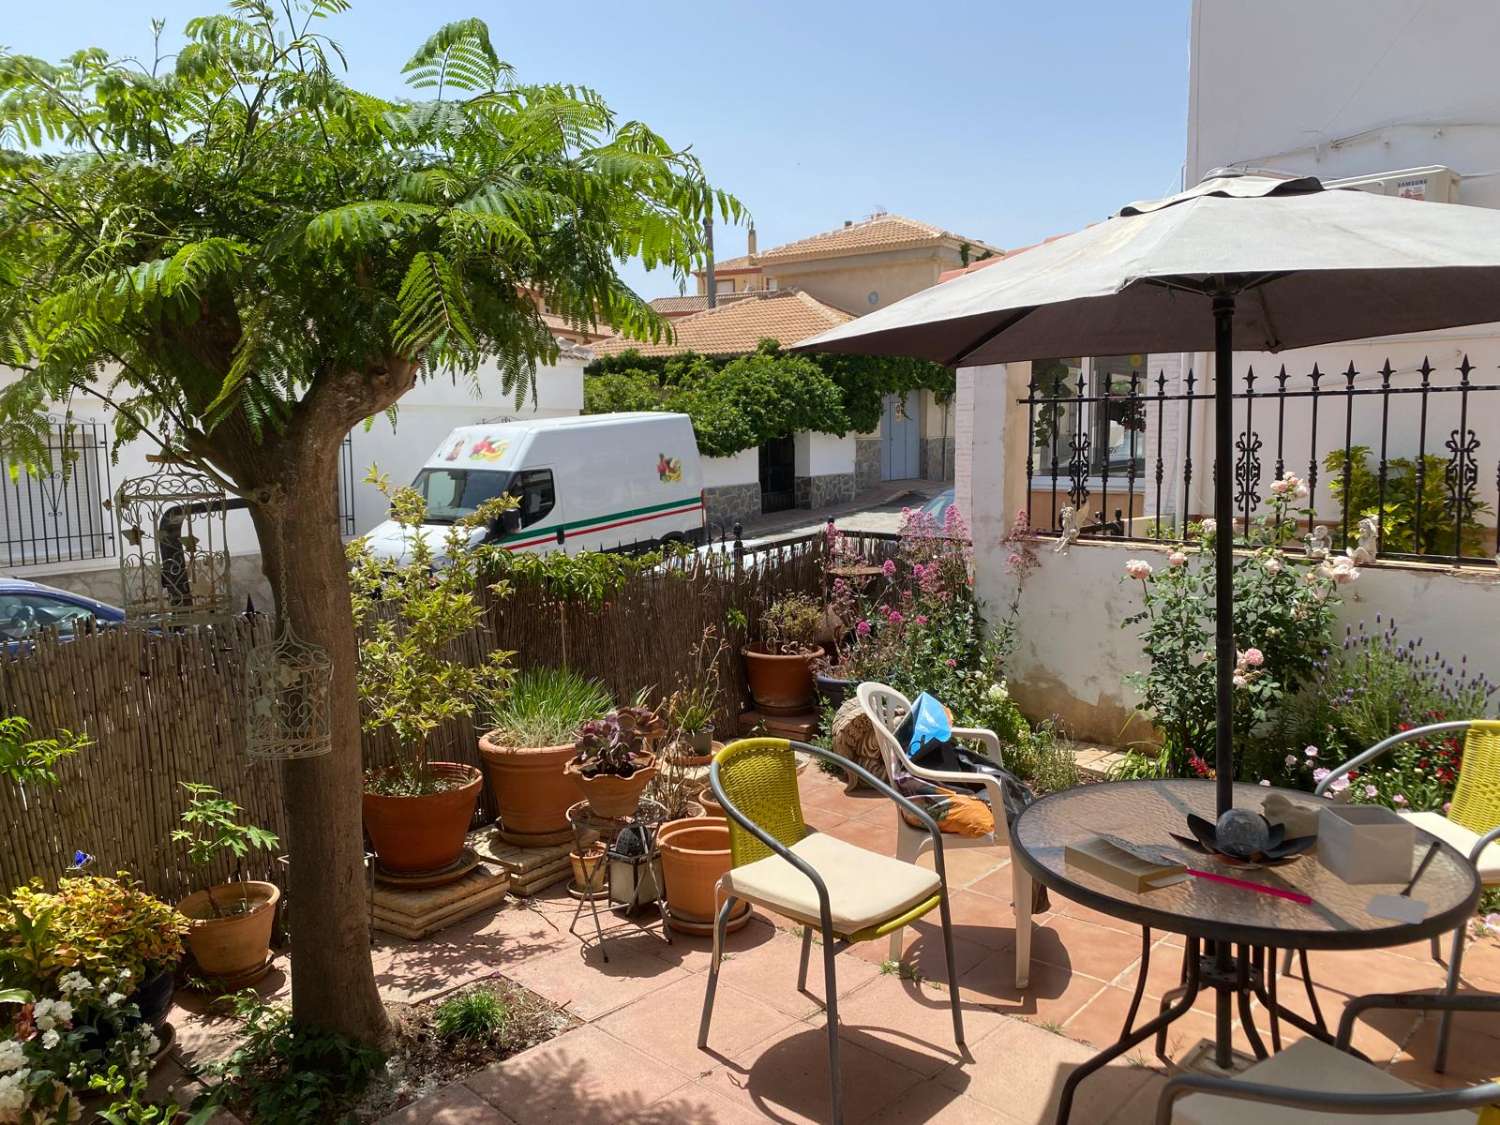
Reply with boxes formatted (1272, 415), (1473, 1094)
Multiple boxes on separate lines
(1054, 931), (1341, 1125)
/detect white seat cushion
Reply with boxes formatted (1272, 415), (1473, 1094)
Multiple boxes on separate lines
(1404, 810), (1500, 881)
(722, 831), (941, 935)
(1174, 1038), (1478, 1125)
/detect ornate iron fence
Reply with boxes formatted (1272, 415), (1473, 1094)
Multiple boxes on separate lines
(1020, 355), (1500, 566)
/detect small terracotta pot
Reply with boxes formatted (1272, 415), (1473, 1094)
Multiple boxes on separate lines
(565, 751), (657, 818)
(363, 762), (482, 875)
(178, 881), (280, 982)
(570, 844), (606, 895)
(478, 735), (577, 838)
(659, 817), (751, 934)
(698, 785), (725, 819)
(743, 645), (824, 714)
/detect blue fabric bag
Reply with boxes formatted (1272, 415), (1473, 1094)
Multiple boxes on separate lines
(895, 691), (952, 760)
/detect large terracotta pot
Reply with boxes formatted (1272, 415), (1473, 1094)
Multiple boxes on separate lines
(659, 817), (752, 934)
(363, 762), (482, 875)
(177, 881), (280, 983)
(478, 734), (577, 838)
(564, 751), (657, 818)
(742, 645), (824, 714)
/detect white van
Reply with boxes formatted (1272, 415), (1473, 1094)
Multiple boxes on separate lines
(361, 412), (705, 563)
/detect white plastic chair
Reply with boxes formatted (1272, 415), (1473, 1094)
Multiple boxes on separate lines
(855, 681), (1034, 988)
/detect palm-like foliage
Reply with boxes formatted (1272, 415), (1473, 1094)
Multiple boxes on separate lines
(0, 0), (740, 465)
(0, 0), (739, 1045)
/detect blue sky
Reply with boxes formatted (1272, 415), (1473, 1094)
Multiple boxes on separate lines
(8, 0), (1191, 299)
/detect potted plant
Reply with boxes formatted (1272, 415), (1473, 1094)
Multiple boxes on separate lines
(349, 475), (513, 875)
(170, 782), (281, 987)
(665, 627), (726, 765)
(479, 668), (614, 842)
(658, 818), (751, 935)
(565, 705), (664, 818)
(1, 875), (187, 1031)
(741, 594), (825, 714)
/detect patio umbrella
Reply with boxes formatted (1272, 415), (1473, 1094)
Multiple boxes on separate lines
(795, 172), (1500, 816)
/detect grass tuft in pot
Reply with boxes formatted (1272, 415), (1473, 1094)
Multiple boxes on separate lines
(484, 668), (613, 750)
(349, 470), (514, 797)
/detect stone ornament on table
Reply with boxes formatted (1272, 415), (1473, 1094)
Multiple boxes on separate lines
(1261, 792), (1321, 840)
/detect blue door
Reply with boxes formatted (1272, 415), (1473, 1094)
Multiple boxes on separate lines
(880, 392), (920, 480)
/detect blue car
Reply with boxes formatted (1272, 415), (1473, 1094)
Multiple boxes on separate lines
(0, 578), (124, 647)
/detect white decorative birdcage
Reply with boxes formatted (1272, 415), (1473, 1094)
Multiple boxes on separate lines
(112, 458), (232, 627)
(245, 624), (334, 761)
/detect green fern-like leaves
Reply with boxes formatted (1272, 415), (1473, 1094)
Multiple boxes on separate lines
(394, 251), (475, 359)
(402, 19), (508, 95)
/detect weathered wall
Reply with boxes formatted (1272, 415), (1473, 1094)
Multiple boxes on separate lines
(981, 536), (1500, 747)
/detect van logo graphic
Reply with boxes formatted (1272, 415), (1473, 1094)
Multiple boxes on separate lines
(656, 453), (682, 482)
(442, 438), (465, 461)
(468, 436), (508, 462)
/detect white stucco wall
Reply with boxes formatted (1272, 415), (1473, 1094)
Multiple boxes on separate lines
(794, 431), (856, 478)
(983, 537), (1500, 748)
(701, 448), (759, 488)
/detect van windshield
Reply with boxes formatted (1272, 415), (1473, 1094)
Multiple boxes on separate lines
(410, 468), (510, 524)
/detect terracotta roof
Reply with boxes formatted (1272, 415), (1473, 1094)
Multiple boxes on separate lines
(648, 292), (763, 317)
(758, 213), (1003, 263)
(706, 253), (761, 274)
(591, 290), (854, 358)
(937, 230), (1084, 283)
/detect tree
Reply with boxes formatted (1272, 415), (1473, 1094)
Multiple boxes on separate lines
(0, 1), (737, 1045)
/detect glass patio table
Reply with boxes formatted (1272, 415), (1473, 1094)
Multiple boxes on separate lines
(1009, 778), (1481, 1125)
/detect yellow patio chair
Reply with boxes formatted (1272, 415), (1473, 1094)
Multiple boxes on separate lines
(696, 737), (966, 1125)
(1304, 719), (1500, 1072)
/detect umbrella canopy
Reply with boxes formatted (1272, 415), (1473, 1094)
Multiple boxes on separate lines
(798, 173), (1500, 368)
(795, 172), (1500, 817)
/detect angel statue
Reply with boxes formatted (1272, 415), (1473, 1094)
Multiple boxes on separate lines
(1305, 524), (1332, 560)
(1347, 516), (1379, 566)
(1054, 506), (1080, 553)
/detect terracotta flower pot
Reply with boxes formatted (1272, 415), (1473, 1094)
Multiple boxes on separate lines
(569, 844), (607, 896)
(478, 734), (577, 838)
(658, 817), (751, 934)
(177, 881), (280, 983)
(363, 762), (482, 875)
(742, 645), (824, 714)
(565, 751), (657, 818)
(697, 785), (725, 819)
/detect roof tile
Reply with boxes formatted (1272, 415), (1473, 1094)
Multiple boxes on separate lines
(592, 290), (853, 358)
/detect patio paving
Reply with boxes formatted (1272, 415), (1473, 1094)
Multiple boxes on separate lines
(166, 766), (1500, 1123)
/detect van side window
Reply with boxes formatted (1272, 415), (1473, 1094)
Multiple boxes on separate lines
(512, 469), (555, 528)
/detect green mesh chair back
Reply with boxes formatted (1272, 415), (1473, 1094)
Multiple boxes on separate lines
(1449, 720), (1500, 839)
(714, 737), (809, 867)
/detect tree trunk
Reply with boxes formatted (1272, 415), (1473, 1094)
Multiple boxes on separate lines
(250, 447), (390, 1048)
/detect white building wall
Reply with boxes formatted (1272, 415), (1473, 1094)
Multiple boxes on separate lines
(701, 448), (759, 488)
(794, 431), (855, 478)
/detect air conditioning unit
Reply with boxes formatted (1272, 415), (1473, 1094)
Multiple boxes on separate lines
(1327, 165), (1460, 204)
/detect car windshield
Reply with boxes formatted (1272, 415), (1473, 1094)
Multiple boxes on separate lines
(920, 489), (955, 522)
(409, 468), (510, 524)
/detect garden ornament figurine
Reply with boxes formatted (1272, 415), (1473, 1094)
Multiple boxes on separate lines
(1306, 524), (1332, 559)
(1347, 516), (1379, 566)
(1054, 506), (1079, 553)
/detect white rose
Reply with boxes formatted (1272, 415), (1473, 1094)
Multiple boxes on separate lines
(0, 1040), (24, 1074)
(1262, 557), (1282, 575)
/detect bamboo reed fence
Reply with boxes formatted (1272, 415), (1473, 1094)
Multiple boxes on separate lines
(0, 532), (892, 900)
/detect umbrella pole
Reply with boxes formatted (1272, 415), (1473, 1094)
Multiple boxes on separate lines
(1212, 294), (1237, 817)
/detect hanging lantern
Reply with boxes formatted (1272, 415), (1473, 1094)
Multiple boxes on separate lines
(245, 623), (334, 761)
(112, 457), (232, 627)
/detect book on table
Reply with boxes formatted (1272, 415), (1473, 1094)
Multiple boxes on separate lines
(1065, 834), (1187, 892)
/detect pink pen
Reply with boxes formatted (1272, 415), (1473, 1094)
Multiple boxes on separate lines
(1184, 867), (1312, 905)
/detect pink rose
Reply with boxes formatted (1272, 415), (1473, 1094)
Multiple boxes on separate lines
(1124, 559), (1154, 581)
(1168, 550), (1188, 567)
(1242, 647), (1264, 668)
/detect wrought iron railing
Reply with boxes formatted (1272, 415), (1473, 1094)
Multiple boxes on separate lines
(0, 418), (115, 568)
(338, 433), (357, 537)
(1020, 355), (1500, 566)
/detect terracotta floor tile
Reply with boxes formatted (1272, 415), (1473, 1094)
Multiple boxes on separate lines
(1050, 897), (1149, 936)
(638, 914), (778, 975)
(912, 842), (1009, 888)
(958, 953), (1111, 1024)
(1390, 1006), (1500, 1087)
(501, 940), (687, 1021)
(866, 1081), (1010, 1124)
(466, 1025), (689, 1125)
(822, 815), (899, 854)
(700, 1019), (927, 1124)
(1031, 915), (1151, 981)
(1060, 984), (1158, 1053)
(712, 929), (882, 1019)
(935, 1016), (1156, 1124)
(847, 925), (992, 984)
(378, 1082), (512, 1125)
(1101, 1072), (1171, 1125)
(598, 974), (802, 1078)
(1107, 937), (1216, 1015)
(827, 970), (1012, 1076)
(627, 1081), (776, 1124)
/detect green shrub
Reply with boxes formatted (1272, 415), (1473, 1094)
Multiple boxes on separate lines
(434, 987), (508, 1041)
